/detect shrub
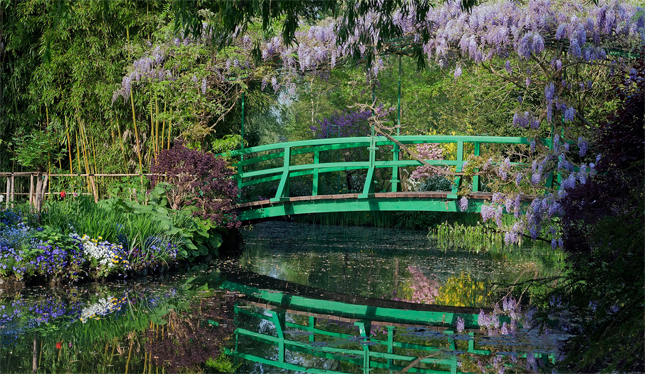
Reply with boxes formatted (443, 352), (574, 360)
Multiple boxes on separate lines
(150, 141), (240, 228)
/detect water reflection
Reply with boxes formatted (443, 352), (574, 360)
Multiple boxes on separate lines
(0, 222), (566, 373)
(240, 222), (563, 308)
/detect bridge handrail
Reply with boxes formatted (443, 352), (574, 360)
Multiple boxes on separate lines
(228, 135), (541, 157)
(227, 135), (555, 203)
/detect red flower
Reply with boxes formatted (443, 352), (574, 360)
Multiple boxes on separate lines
(60, 191), (66, 199)
(56, 342), (62, 349)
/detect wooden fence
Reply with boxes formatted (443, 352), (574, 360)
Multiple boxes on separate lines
(0, 172), (156, 211)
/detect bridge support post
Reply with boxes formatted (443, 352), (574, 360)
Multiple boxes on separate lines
(271, 147), (291, 202)
(268, 310), (286, 363)
(312, 151), (319, 196)
(355, 321), (372, 374)
(360, 138), (378, 199)
(391, 146), (400, 192)
(308, 316), (316, 343)
(473, 142), (480, 192)
(387, 326), (394, 368)
(447, 141), (464, 199)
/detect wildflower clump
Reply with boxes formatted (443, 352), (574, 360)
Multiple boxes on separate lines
(79, 295), (128, 323)
(73, 234), (131, 277)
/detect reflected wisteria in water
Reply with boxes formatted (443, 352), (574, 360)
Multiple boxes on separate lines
(0, 222), (566, 373)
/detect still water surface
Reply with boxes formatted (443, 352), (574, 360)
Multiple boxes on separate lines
(0, 222), (566, 373)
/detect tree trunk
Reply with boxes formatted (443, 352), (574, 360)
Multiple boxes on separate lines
(34, 173), (48, 215)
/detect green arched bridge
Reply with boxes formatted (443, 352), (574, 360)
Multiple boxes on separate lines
(229, 135), (553, 222)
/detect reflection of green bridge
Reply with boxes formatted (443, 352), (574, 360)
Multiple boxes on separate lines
(230, 135), (550, 222)
(220, 270), (554, 374)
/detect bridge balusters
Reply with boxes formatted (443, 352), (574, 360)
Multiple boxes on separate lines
(312, 150), (320, 196)
(267, 310), (286, 363)
(473, 142), (480, 192)
(308, 316), (316, 343)
(271, 147), (291, 202)
(391, 143), (400, 192)
(448, 141), (464, 199)
(360, 137), (378, 198)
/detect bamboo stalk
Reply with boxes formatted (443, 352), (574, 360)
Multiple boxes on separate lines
(109, 339), (116, 366)
(38, 339), (43, 367)
(149, 98), (154, 166)
(79, 126), (93, 197)
(75, 131), (82, 179)
(90, 133), (101, 197)
(167, 118), (172, 150)
(124, 340), (133, 374)
(66, 117), (73, 174)
(160, 102), (166, 152)
(130, 89), (144, 191)
(155, 98), (159, 161)
(116, 118), (128, 172)
(142, 344), (148, 374)
(80, 121), (99, 202)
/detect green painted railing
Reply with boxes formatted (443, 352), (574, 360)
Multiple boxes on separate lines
(223, 291), (554, 374)
(229, 135), (551, 203)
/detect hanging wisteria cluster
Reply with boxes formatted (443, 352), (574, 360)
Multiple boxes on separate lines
(251, 0), (643, 88)
(114, 0), (644, 245)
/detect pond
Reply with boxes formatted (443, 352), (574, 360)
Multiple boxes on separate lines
(0, 221), (568, 373)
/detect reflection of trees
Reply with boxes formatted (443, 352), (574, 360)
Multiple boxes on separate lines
(435, 273), (488, 307)
(397, 266), (440, 304)
(145, 296), (236, 373)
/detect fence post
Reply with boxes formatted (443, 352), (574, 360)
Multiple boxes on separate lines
(5, 175), (9, 209)
(29, 174), (34, 212)
(10, 173), (15, 208)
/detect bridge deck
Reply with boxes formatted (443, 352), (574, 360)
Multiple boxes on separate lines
(236, 192), (536, 221)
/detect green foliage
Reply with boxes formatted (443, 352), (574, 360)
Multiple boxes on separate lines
(11, 127), (64, 171)
(211, 134), (245, 154)
(432, 219), (550, 252)
(205, 353), (236, 373)
(98, 187), (223, 259)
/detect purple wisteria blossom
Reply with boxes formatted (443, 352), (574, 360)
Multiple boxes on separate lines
(459, 196), (469, 212)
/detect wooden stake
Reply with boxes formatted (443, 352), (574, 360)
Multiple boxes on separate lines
(5, 175), (10, 209)
(130, 89), (144, 191)
(10, 174), (14, 209)
(33, 337), (37, 374)
(29, 174), (34, 211)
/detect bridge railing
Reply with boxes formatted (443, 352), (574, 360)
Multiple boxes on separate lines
(227, 135), (550, 203)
